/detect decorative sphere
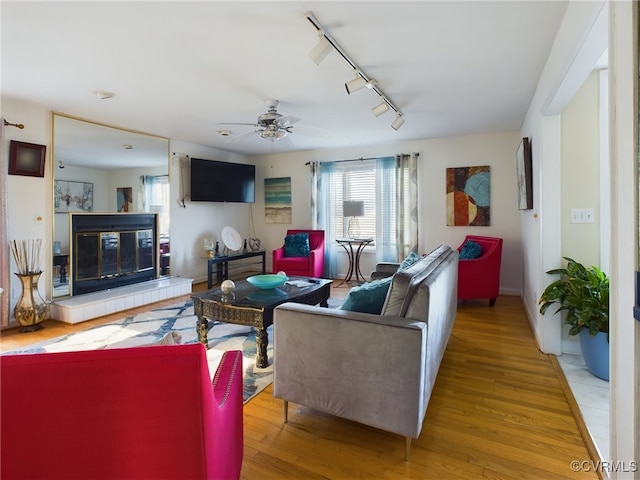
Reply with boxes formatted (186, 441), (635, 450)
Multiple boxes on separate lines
(276, 271), (287, 277)
(221, 279), (236, 294)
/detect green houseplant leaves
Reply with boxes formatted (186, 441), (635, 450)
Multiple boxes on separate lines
(538, 257), (609, 339)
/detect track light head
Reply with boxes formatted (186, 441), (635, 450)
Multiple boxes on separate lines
(345, 72), (367, 94)
(372, 100), (390, 117)
(391, 113), (405, 131)
(309, 32), (332, 65)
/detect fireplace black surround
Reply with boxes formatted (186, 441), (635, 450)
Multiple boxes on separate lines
(71, 213), (158, 296)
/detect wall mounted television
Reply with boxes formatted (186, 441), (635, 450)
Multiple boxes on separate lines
(190, 158), (255, 203)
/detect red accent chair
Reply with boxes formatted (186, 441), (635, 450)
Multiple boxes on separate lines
(1, 344), (244, 480)
(272, 229), (325, 278)
(457, 235), (503, 306)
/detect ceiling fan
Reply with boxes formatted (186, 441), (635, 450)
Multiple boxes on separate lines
(218, 99), (323, 143)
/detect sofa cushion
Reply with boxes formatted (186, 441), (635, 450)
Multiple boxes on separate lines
(284, 233), (310, 257)
(340, 277), (392, 314)
(459, 239), (482, 259)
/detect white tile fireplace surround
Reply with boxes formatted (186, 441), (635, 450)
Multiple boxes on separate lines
(50, 277), (193, 324)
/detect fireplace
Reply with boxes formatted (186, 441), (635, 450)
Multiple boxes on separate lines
(71, 213), (158, 296)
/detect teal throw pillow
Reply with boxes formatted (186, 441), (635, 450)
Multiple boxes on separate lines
(398, 251), (422, 270)
(459, 239), (483, 259)
(284, 233), (310, 257)
(340, 277), (392, 315)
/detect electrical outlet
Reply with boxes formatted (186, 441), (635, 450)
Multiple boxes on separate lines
(570, 208), (595, 223)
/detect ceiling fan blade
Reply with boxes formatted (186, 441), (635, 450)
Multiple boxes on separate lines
(275, 115), (300, 126)
(217, 122), (260, 127)
(224, 129), (260, 143)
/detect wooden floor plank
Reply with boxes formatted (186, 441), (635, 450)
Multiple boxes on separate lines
(1, 284), (599, 479)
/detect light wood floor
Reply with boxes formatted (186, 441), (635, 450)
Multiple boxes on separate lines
(1, 283), (599, 479)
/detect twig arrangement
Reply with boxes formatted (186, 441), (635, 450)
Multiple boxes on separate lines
(10, 238), (43, 274)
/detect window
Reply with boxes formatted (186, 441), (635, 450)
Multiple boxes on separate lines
(314, 154), (417, 278)
(143, 175), (170, 237)
(330, 160), (380, 240)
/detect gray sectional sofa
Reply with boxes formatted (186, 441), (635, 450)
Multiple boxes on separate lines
(272, 245), (459, 460)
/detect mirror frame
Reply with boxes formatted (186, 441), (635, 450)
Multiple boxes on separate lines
(51, 112), (170, 298)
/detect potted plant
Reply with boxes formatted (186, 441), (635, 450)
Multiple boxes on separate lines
(538, 257), (609, 381)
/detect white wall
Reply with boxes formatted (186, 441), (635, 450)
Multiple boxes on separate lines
(168, 141), (252, 285)
(2, 98), (52, 316)
(521, 0), (608, 355)
(249, 131), (523, 294)
(608, 0), (638, 470)
(560, 70), (602, 355)
(561, 71), (601, 267)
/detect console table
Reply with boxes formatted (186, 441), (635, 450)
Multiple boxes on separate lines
(335, 238), (373, 286)
(205, 251), (266, 288)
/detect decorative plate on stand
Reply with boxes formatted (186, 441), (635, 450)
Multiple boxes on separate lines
(221, 226), (243, 251)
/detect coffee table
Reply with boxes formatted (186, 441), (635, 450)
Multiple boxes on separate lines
(192, 276), (332, 368)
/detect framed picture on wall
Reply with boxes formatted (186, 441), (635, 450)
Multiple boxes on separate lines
(516, 137), (533, 210)
(8, 140), (46, 177)
(54, 180), (94, 213)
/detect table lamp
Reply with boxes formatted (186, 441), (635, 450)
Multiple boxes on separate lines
(343, 200), (365, 239)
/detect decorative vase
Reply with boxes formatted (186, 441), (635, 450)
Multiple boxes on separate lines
(14, 272), (47, 332)
(578, 329), (609, 381)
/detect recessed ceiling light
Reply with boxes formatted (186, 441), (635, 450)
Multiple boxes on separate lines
(93, 90), (115, 100)
(218, 130), (232, 137)
(122, 144), (134, 150)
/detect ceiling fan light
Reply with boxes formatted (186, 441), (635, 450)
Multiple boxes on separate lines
(391, 113), (405, 131)
(309, 34), (332, 65)
(259, 129), (287, 141)
(372, 100), (390, 117)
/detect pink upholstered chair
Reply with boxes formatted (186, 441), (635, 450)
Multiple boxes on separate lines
(457, 235), (503, 306)
(272, 229), (325, 278)
(1, 345), (244, 479)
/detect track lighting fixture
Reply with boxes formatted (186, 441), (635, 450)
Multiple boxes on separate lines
(391, 113), (405, 131)
(345, 71), (378, 95)
(309, 31), (332, 65)
(372, 100), (390, 117)
(306, 11), (406, 131)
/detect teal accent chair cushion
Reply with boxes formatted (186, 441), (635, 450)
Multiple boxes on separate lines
(284, 233), (310, 257)
(459, 239), (483, 259)
(340, 277), (393, 314)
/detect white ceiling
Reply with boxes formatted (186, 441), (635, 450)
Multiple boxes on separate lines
(2, 1), (570, 160)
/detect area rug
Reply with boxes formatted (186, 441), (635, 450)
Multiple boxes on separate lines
(3, 300), (273, 404)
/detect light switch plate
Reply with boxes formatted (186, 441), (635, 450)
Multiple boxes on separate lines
(570, 208), (595, 223)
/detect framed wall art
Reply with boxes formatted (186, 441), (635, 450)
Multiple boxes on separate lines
(8, 140), (46, 177)
(516, 137), (533, 210)
(446, 165), (491, 226)
(54, 180), (94, 213)
(264, 177), (292, 224)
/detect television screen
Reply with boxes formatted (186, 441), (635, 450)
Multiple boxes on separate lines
(190, 158), (255, 203)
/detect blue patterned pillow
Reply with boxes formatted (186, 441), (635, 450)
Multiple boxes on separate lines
(340, 277), (392, 314)
(459, 239), (483, 259)
(398, 251), (422, 270)
(284, 233), (310, 257)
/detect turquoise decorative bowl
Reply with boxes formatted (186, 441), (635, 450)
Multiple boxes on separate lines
(246, 274), (288, 289)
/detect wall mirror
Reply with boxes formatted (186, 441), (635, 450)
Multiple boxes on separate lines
(52, 113), (170, 298)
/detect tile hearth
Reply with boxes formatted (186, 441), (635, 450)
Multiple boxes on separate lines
(50, 277), (193, 324)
